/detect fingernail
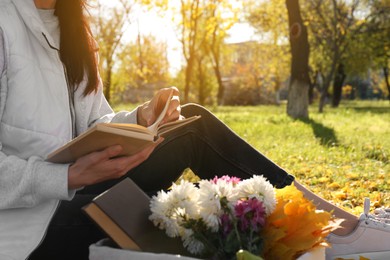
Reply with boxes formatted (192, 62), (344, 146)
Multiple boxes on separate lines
(112, 145), (122, 153)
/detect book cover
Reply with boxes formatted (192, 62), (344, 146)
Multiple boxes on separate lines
(46, 124), (156, 164)
(83, 178), (190, 256)
(46, 114), (200, 164)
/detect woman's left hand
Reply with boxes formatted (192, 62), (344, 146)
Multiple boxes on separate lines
(137, 86), (181, 127)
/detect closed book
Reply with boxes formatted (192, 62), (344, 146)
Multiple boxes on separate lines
(83, 178), (190, 256)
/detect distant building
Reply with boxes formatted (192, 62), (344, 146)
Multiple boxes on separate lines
(221, 41), (289, 105)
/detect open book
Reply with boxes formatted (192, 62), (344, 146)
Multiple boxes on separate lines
(47, 91), (200, 163)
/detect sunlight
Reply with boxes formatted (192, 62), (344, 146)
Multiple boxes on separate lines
(95, 0), (256, 73)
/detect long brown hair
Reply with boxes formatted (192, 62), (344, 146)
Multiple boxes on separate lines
(55, 0), (98, 95)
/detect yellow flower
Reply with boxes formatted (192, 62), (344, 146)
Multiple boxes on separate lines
(261, 184), (341, 260)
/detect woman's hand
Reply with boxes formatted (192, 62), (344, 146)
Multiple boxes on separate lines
(137, 87), (181, 127)
(67, 140), (162, 190)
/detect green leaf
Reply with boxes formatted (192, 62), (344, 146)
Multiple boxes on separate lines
(236, 250), (264, 260)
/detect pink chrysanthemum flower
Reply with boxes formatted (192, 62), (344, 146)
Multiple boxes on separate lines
(234, 198), (266, 232)
(211, 175), (241, 185)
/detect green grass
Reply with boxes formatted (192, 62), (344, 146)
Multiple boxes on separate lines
(113, 100), (390, 215)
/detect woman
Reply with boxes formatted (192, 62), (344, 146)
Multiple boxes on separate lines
(0, 0), (389, 259)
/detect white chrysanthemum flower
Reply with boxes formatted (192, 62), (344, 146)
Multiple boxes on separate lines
(235, 175), (276, 215)
(213, 177), (240, 203)
(149, 190), (183, 237)
(149, 180), (201, 238)
(181, 228), (205, 255)
(168, 180), (201, 219)
(197, 179), (238, 231)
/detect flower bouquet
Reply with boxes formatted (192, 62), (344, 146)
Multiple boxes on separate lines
(149, 175), (340, 260)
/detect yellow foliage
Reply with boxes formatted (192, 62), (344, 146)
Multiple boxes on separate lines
(334, 191), (347, 200)
(318, 177), (330, 183)
(261, 184), (341, 260)
(354, 206), (363, 214)
(335, 256), (370, 260)
(346, 173), (359, 180)
(329, 182), (341, 190)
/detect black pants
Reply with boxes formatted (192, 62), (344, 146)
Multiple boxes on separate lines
(29, 104), (294, 260)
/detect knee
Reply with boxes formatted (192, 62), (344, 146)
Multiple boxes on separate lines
(181, 103), (212, 118)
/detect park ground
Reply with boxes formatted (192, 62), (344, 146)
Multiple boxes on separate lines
(114, 100), (390, 215)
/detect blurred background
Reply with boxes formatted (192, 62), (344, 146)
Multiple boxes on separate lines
(91, 0), (389, 111)
(91, 0), (389, 213)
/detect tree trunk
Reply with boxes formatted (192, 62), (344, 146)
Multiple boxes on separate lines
(384, 66), (390, 102)
(308, 79), (314, 105)
(286, 0), (310, 119)
(308, 70), (318, 105)
(136, 27), (145, 88)
(319, 74), (332, 113)
(104, 63), (112, 103)
(214, 63), (225, 105)
(180, 0), (200, 104)
(288, 79), (309, 117)
(197, 57), (206, 105)
(184, 57), (194, 103)
(332, 63), (346, 107)
(319, 59), (337, 113)
(275, 74), (281, 105)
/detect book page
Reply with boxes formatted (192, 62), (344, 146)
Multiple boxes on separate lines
(147, 89), (174, 135)
(104, 123), (153, 135)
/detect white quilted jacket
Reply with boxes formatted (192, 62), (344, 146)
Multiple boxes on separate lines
(0, 0), (137, 259)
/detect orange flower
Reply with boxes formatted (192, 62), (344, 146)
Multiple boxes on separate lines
(261, 184), (342, 260)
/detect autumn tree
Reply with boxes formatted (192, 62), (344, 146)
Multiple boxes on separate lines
(222, 41), (290, 105)
(304, 0), (387, 110)
(90, 0), (134, 103)
(246, 0), (288, 41)
(139, 0), (199, 102)
(115, 34), (170, 102)
(176, 0), (203, 103)
(245, 0), (302, 110)
(194, 47), (216, 105)
(203, 0), (237, 105)
(364, 0), (390, 101)
(142, 0), (238, 104)
(285, 0), (310, 118)
(306, 0), (352, 110)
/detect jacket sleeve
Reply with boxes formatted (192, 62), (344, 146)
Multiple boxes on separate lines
(86, 79), (139, 127)
(0, 153), (75, 209)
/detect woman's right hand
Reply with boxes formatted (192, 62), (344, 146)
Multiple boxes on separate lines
(67, 140), (162, 190)
(137, 87), (181, 127)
